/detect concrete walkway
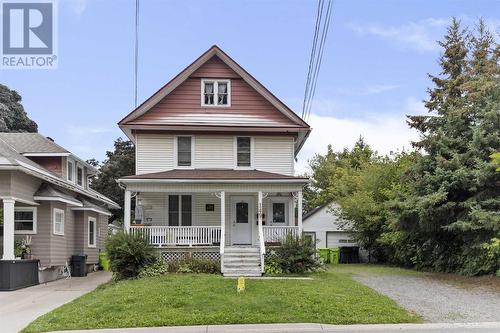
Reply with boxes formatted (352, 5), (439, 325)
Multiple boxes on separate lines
(52, 322), (500, 333)
(0, 271), (112, 333)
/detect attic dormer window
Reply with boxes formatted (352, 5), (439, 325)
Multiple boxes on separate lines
(202, 79), (230, 106)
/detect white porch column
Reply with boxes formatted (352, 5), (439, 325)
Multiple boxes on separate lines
(2, 198), (16, 260)
(124, 190), (131, 233)
(258, 191), (263, 227)
(220, 191), (225, 246)
(297, 190), (303, 237)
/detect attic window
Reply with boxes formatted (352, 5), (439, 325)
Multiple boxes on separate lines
(202, 80), (230, 106)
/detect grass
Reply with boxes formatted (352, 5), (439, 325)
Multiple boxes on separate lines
(23, 266), (421, 332)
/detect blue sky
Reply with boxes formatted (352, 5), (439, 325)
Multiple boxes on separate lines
(1, 0), (499, 172)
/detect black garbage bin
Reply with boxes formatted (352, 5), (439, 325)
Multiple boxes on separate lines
(71, 255), (87, 277)
(339, 246), (360, 264)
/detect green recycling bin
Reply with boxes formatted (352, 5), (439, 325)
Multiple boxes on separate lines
(99, 252), (110, 271)
(329, 248), (339, 264)
(319, 248), (330, 263)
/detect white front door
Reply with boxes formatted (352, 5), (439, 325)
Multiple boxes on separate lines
(231, 196), (253, 245)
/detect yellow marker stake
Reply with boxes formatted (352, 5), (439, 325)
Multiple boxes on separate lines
(237, 276), (245, 293)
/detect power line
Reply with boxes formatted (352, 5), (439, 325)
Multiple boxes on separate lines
(301, 0), (323, 120)
(302, 0), (333, 122)
(134, 0), (140, 108)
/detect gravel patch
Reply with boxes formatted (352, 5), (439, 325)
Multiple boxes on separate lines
(353, 274), (500, 323)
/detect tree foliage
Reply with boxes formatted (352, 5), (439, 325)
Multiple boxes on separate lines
(0, 84), (38, 132)
(89, 138), (135, 223)
(304, 19), (499, 275)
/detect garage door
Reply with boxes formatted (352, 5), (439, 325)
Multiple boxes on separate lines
(326, 231), (357, 248)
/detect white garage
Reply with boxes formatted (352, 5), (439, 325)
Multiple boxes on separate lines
(326, 231), (357, 248)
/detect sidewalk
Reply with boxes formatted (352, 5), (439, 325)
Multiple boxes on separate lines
(52, 322), (500, 333)
(0, 271), (112, 333)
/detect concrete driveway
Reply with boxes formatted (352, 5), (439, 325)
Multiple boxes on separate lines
(0, 271), (112, 333)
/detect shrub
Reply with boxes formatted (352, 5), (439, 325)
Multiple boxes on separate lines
(167, 257), (220, 274)
(106, 232), (157, 279)
(268, 235), (323, 274)
(138, 257), (168, 278)
(264, 255), (284, 275)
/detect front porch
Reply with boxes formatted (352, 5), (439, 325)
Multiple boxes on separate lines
(120, 172), (307, 275)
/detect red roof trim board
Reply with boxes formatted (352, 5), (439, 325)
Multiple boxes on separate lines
(119, 169), (309, 183)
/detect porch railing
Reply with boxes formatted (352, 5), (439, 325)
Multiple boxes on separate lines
(131, 226), (221, 247)
(263, 226), (299, 244)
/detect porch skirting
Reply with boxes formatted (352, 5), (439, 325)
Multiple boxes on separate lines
(157, 246), (220, 263)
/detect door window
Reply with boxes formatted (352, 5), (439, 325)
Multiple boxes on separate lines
(236, 202), (248, 223)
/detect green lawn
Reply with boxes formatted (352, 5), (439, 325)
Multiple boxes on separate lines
(23, 266), (421, 332)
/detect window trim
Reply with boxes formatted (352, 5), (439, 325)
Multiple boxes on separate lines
(267, 197), (289, 225)
(14, 207), (37, 235)
(88, 216), (97, 248)
(53, 208), (65, 236)
(234, 136), (254, 169)
(67, 160), (74, 183)
(201, 79), (231, 107)
(76, 165), (84, 188)
(174, 135), (195, 168)
(167, 194), (193, 226)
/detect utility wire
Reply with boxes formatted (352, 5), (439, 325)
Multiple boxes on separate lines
(302, 0), (333, 122)
(134, 0), (140, 108)
(301, 0), (323, 119)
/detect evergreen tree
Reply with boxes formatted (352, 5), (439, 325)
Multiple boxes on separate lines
(0, 84), (38, 132)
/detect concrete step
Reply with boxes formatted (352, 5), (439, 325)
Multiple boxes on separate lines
(224, 259), (261, 265)
(224, 263), (261, 269)
(223, 267), (262, 277)
(223, 272), (262, 277)
(224, 248), (260, 254)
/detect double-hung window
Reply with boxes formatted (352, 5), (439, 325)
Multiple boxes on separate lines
(53, 208), (65, 236)
(14, 207), (37, 234)
(168, 195), (192, 226)
(271, 202), (286, 223)
(77, 166), (84, 187)
(202, 80), (230, 106)
(88, 217), (97, 247)
(67, 161), (74, 182)
(237, 137), (251, 167)
(177, 136), (192, 167)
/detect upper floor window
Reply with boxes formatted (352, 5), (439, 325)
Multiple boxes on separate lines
(76, 166), (84, 187)
(67, 160), (74, 182)
(237, 137), (251, 167)
(202, 79), (230, 106)
(177, 136), (192, 167)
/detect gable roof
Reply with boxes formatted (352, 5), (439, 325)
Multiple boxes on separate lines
(118, 45), (311, 154)
(0, 133), (69, 154)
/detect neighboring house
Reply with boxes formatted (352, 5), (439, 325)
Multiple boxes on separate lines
(303, 203), (358, 249)
(0, 133), (119, 284)
(117, 45), (311, 277)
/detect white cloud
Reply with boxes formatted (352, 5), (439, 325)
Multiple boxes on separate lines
(363, 84), (400, 95)
(66, 0), (89, 16)
(62, 125), (122, 162)
(348, 18), (449, 52)
(296, 99), (423, 174)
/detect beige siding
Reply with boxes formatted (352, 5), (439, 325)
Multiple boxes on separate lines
(194, 136), (234, 168)
(27, 202), (52, 266)
(254, 137), (294, 175)
(136, 133), (175, 174)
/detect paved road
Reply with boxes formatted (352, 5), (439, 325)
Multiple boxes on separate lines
(353, 274), (500, 323)
(52, 323), (500, 333)
(0, 271), (112, 333)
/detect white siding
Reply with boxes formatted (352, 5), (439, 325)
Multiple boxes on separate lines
(303, 204), (354, 249)
(135, 134), (295, 176)
(195, 136), (234, 168)
(136, 133), (174, 174)
(254, 137), (294, 176)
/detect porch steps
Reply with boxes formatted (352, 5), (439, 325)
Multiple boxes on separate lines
(223, 246), (262, 277)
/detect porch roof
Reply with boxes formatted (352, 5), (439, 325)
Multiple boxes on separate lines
(119, 169), (309, 183)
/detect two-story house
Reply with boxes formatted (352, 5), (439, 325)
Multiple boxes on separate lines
(117, 46), (310, 276)
(0, 133), (119, 288)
